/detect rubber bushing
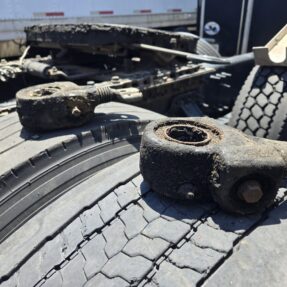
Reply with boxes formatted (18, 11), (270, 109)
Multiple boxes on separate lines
(140, 118), (284, 214)
(140, 118), (222, 201)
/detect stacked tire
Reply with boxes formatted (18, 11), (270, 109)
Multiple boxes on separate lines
(229, 66), (287, 140)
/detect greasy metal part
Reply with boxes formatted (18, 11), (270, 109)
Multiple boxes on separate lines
(0, 100), (16, 117)
(253, 24), (287, 66)
(5, 23), (252, 128)
(0, 23), (202, 86)
(16, 63), (211, 130)
(0, 56), (59, 82)
(132, 43), (229, 64)
(0, 59), (22, 82)
(163, 124), (211, 146)
(22, 61), (68, 79)
(202, 52), (254, 70)
(16, 82), (125, 130)
(25, 23), (199, 56)
(140, 117), (287, 214)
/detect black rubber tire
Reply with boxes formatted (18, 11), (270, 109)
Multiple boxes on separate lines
(1, 105), (287, 287)
(175, 31), (221, 57)
(180, 35), (253, 118)
(0, 103), (162, 243)
(229, 66), (287, 140)
(196, 37), (221, 57)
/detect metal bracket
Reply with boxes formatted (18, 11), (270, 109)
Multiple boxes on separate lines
(253, 24), (287, 67)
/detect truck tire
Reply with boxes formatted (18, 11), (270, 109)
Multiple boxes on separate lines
(196, 37), (221, 57)
(175, 31), (221, 57)
(229, 66), (287, 140)
(0, 103), (164, 244)
(0, 104), (287, 287)
(174, 33), (253, 119)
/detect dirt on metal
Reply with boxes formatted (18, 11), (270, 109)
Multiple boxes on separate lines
(140, 117), (287, 214)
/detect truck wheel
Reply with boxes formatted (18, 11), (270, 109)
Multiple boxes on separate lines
(1, 105), (287, 286)
(229, 66), (287, 140)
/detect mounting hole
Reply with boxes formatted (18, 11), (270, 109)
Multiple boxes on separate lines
(32, 87), (61, 97)
(164, 124), (211, 146)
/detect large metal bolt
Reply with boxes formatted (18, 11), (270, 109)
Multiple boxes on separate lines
(178, 183), (195, 200)
(237, 180), (263, 204)
(111, 75), (120, 83)
(71, 106), (82, 117)
(87, 81), (95, 86)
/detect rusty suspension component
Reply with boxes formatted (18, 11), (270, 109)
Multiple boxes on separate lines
(139, 117), (287, 215)
(16, 82), (143, 130)
(15, 61), (209, 130)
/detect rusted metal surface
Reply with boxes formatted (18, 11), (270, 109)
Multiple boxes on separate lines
(1, 23), (253, 128)
(140, 117), (287, 214)
(254, 24), (287, 66)
(25, 23), (199, 56)
(0, 56), (65, 82)
(16, 61), (211, 130)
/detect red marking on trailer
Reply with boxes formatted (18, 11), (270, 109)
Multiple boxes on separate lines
(98, 10), (114, 15)
(140, 9), (152, 13)
(33, 12), (64, 17)
(45, 12), (64, 17)
(90, 10), (114, 15)
(134, 9), (152, 14)
(168, 9), (182, 13)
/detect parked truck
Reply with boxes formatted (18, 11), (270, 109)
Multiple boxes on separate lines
(0, 0), (197, 58)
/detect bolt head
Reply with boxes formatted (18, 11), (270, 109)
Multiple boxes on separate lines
(71, 106), (82, 117)
(111, 76), (120, 83)
(178, 183), (195, 200)
(237, 180), (263, 204)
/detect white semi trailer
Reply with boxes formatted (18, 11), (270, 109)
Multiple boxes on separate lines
(0, 0), (197, 58)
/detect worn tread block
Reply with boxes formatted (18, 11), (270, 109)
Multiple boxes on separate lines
(80, 205), (103, 237)
(103, 218), (128, 259)
(84, 273), (128, 287)
(61, 218), (84, 257)
(120, 204), (148, 239)
(81, 234), (108, 279)
(203, 201), (287, 287)
(123, 234), (169, 260)
(138, 192), (169, 223)
(99, 192), (121, 223)
(147, 261), (202, 287)
(206, 212), (260, 234)
(131, 175), (150, 195)
(191, 224), (238, 253)
(102, 252), (152, 283)
(60, 253), (87, 287)
(114, 182), (140, 207)
(40, 234), (66, 276)
(169, 241), (224, 273)
(41, 272), (63, 287)
(162, 201), (206, 224)
(142, 217), (190, 244)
